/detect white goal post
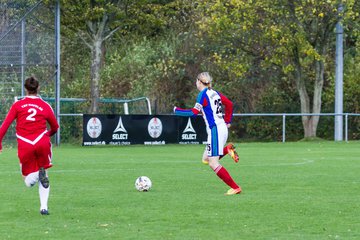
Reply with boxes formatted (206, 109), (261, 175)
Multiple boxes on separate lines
(14, 96), (152, 115)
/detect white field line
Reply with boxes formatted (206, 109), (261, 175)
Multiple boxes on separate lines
(0, 159), (314, 175)
(239, 159), (314, 167)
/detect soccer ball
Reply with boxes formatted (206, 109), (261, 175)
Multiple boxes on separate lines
(135, 176), (152, 192)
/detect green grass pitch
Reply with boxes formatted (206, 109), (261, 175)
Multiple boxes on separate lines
(0, 141), (359, 239)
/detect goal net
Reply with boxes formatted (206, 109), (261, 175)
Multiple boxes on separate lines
(0, 1), (56, 145)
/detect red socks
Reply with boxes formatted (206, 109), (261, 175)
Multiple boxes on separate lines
(219, 146), (229, 160)
(214, 165), (239, 189)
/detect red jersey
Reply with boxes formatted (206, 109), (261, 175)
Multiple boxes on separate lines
(0, 96), (59, 148)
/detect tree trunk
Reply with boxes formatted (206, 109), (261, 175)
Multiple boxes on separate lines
(293, 46), (313, 138)
(310, 59), (325, 137)
(0, 8), (8, 32)
(293, 44), (325, 138)
(89, 38), (103, 114)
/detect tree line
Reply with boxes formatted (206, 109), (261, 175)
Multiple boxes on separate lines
(2, 0), (360, 141)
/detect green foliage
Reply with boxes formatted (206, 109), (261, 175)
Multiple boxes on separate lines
(60, 34), (91, 99)
(0, 0), (39, 27)
(246, 80), (303, 141)
(25, 0), (360, 142)
(101, 32), (199, 113)
(322, 38), (360, 140)
(343, 48), (360, 113)
(193, 0), (360, 139)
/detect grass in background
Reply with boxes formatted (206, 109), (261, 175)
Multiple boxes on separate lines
(0, 141), (359, 239)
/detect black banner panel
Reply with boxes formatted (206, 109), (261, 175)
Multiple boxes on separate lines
(83, 115), (207, 146)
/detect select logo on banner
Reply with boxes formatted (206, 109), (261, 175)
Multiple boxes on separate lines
(112, 117), (128, 140)
(145, 117), (165, 145)
(179, 118), (200, 144)
(83, 114), (206, 146)
(182, 118), (196, 140)
(87, 117), (102, 138)
(178, 117), (207, 144)
(110, 117), (130, 145)
(84, 117), (106, 145)
(148, 117), (163, 138)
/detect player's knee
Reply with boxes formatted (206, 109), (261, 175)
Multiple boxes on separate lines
(24, 172), (38, 187)
(208, 157), (220, 169)
(24, 179), (36, 187)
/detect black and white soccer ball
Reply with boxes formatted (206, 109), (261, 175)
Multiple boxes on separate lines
(135, 176), (152, 192)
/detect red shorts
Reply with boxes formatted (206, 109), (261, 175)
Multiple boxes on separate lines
(17, 135), (53, 176)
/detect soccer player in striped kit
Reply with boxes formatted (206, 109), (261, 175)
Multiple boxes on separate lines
(0, 76), (59, 215)
(174, 72), (241, 195)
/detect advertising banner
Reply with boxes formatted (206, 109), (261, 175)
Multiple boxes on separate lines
(83, 115), (207, 146)
(177, 117), (207, 144)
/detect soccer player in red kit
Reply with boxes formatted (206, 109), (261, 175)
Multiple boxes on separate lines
(0, 76), (59, 215)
